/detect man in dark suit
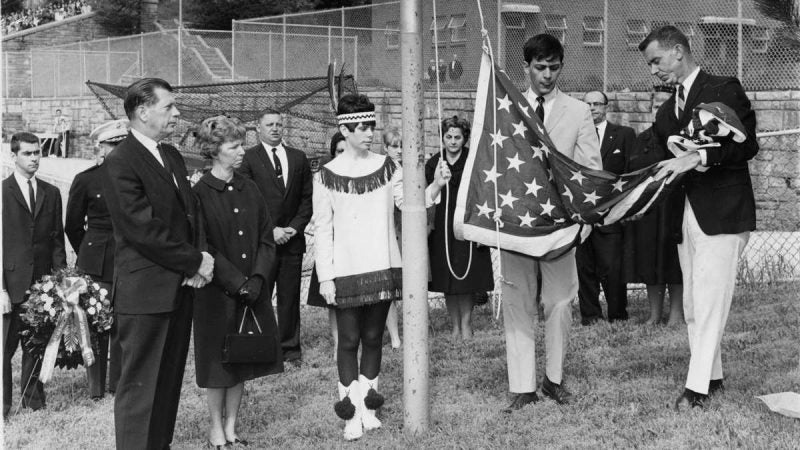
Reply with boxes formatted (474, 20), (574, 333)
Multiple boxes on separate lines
(449, 54), (463, 81)
(103, 78), (214, 449)
(639, 26), (757, 410)
(2, 132), (67, 417)
(240, 110), (312, 365)
(65, 119), (128, 399)
(576, 91), (636, 325)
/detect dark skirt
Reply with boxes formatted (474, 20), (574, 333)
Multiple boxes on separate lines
(307, 267), (402, 309)
(193, 285), (283, 388)
(624, 189), (683, 286)
(306, 267), (333, 309)
(428, 229), (494, 297)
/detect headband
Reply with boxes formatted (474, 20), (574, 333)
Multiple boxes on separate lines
(337, 111), (376, 125)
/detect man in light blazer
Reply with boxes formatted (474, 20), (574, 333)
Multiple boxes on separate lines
(240, 111), (313, 365)
(640, 26), (757, 410)
(103, 78), (214, 449)
(2, 132), (67, 417)
(576, 91), (636, 325)
(502, 34), (602, 412)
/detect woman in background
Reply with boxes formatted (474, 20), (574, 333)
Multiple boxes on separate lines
(425, 116), (494, 339)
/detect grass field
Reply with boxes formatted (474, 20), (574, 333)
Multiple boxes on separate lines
(4, 282), (800, 449)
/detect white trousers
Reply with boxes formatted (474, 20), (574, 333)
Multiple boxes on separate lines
(678, 200), (748, 394)
(500, 249), (577, 393)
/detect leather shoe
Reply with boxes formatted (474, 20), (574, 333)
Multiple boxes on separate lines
(542, 376), (573, 404)
(503, 392), (539, 413)
(708, 379), (724, 396)
(674, 388), (707, 411)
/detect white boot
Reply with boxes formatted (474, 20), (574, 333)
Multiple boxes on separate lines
(336, 381), (363, 441)
(359, 374), (383, 431)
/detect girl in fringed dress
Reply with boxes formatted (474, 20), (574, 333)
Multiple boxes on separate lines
(313, 94), (449, 440)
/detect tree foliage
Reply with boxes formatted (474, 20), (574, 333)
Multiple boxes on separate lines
(753, 0), (800, 47)
(188, 0), (315, 30)
(90, 0), (144, 35)
(2, 0), (24, 15)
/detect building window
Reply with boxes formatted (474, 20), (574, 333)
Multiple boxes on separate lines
(385, 20), (399, 50)
(750, 26), (770, 53)
(449, 15), (467, 43)
(583, 16), (604, 46)
(430, 16), (448, 45)
(544, 14), (567, 43)
(627, 19), (649, 48)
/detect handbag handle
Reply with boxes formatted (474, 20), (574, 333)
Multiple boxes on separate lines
(238, 306), (263, 334)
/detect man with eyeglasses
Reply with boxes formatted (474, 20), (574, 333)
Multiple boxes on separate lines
(3, 132), (67, 417)
(576, 91), (636, 327)
(501, 34), (602, 413)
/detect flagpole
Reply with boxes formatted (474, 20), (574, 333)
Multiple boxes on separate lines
(400, 0), (430, 434)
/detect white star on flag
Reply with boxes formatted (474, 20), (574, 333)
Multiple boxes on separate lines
(583, 190), (601, 205)
(524, 178), (542, 196)
(483, 165), (501, 184)
(490, 130), (508, 148)
(476, 201), (493, 218)
(569, 169), (586, 185)
(497, 95), (512, 113)
(531, 144), (545, 160)
(511, 121), (527, 138)
(518, 102), (530, 118)
(518, 211), (535, 227)
(612, 178), (627, 192)
(562, 187), (574, 203)
(540, 199), (555, 216)
(499, 190), (518, 208)
(506, 153), (524, 172)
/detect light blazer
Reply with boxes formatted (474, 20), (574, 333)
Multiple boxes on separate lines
(526, 88), (603, 170)
(652, 70), (758, 237)
(239, 143), (313, 256)
(103, 132), (203, 314)
(2, 176), (67, 303)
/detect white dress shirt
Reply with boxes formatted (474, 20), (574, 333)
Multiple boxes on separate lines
(524, 86), (560, 124)
(131, 128), (178, 185)
(596, 120), (608, 144)
(262, 141), (289, 184)
(13, 170), (37, 212)
(675, 67), (709, 166)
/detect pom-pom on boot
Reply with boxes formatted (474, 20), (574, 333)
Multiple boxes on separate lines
(359, 374), (384, 431)
(336, 381), (363, 441)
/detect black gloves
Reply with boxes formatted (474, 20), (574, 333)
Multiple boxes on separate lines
(237, 275), (264, 308)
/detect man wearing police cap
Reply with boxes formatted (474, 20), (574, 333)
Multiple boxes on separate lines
(65, 119), (127, 399)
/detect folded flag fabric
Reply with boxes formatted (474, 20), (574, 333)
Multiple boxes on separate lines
(454, 50), (680, 260)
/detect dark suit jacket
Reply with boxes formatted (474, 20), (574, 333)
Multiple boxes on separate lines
(66, 164), (115, 283)
(652, 70), (758, 238)
(597, 122), (637, 234)
(103, 132), (203, 314)
(239, 143), (313, 256)
(2, 176), (67, 303)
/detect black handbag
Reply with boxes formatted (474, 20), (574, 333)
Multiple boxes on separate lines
(221, 307), (277, 364)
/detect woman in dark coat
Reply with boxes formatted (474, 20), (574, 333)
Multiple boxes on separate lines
(625, 126), (684, 325)
(425, 116), (494, 339)
(192, 115), (283, 448)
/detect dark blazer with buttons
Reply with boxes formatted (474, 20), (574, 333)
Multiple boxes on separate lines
(652, 70), (758, 238)
(103, 133), (204, 314)
(66, 164), (115, 284)
(597, 122), (637, 233)
(239, 143), (313, 256)
(2, 175), (67, 303)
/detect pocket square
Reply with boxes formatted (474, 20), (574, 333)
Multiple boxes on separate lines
(613, 149), (621, 154)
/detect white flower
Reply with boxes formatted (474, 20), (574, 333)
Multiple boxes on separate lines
(92, 283), (100, 291)
(42, 295), (53, 305)
(89, 298), (97, 306)
(99, 288), (108, 298)
(87, 307), (96, 315)
(41, 281), (54, 292)
(48, 308), (57, 317)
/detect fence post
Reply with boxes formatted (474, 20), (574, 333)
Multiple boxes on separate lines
(4, 52), (9, 99)
(353, 35), (358, 81)
(231, 22), (236, 80)
(603, 0), (608, 92)
(282, 16), (287, 80)
(82, 50), (86, 96)
(107, 36), (111, 53)
(737, 0), (743, 81)
(55, 53), (59, 97)
(328, 25), (332, 64)
(30, 50), (34, 97)
(140, 33), (144, 77)
(268, 32), (273, 79)
(341, 6), (345, 67)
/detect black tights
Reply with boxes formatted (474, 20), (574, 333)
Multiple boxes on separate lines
(335, 301), (392, 385)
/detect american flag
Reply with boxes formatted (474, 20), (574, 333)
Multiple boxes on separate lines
(454, 52), (679, 260)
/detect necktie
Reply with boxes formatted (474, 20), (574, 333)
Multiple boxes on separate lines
(535, 96), (545, 123)
(596, 127), (600, 139)
(272, 148), (285, 187)
(27, 179), (35, 215)
(677, 85), (685, 118)
(157, 144), (177, 187)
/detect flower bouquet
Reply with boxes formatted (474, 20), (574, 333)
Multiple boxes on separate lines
(19, 267), (114, 383)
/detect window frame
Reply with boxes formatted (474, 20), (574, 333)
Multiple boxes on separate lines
(582, 16), (604, 47)
(544, 13), (567, 44)
(448, 14), (468, 43)
(385, 20), (400, 50)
